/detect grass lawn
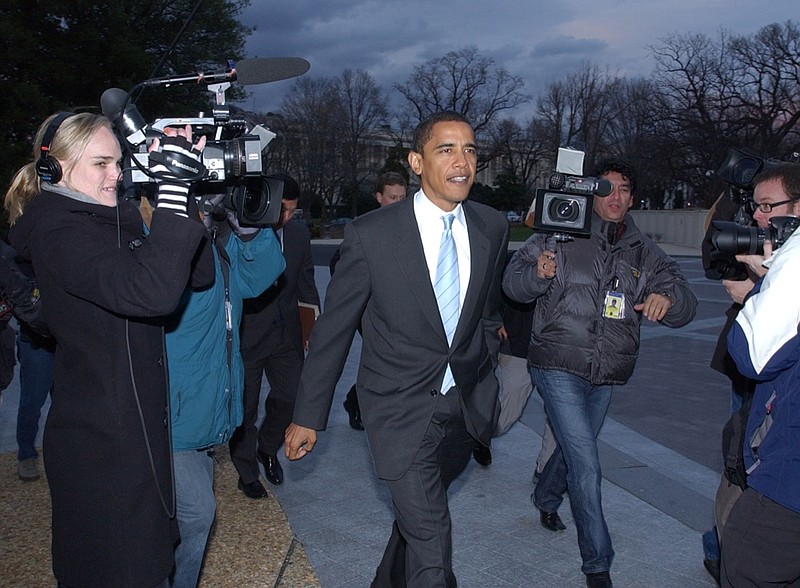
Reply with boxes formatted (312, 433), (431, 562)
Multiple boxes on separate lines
(510, 224), (533, 242)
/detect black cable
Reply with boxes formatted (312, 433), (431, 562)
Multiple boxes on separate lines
(125, 318), (176, 519)
(135, 0), (206, 103)
(119, 201), (176, 519)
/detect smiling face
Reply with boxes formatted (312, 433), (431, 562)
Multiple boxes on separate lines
(61, 126), (122, 207)
(593, 170), (633, 222)
(407, 121), (476, 212)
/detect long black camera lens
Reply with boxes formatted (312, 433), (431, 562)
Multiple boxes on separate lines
(710, 221), (765, 256)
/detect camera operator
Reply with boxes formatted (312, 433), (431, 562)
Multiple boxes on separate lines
(720, 162), (800, 586)
(4, 112), (211, 588)
(503, 157), (697, 588)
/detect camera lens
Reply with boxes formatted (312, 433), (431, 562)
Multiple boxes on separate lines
(549, 198), (580, 223)
(233, 176), (271, 223)
(710, 221), (765, 256)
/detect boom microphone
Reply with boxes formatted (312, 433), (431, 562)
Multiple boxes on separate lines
(140, 57), (311, 88)
(235, 57), (311, 85)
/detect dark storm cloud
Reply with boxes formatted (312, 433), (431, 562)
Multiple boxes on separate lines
(531, 35), (608, 58)
(237, 0), (796, 117)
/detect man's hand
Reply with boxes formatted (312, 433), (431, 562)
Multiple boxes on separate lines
(536, 250), (557, 280)
(723, 278), (756, 305)
(735, 240), (773, 279)
(497, 325), (508, 342)
(285, 423), (317, 460)
(634, 292), (673, 322)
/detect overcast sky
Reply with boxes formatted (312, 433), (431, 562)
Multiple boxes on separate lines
(236, 1), (795, 120)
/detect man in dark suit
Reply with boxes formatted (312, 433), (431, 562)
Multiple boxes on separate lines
(229, 173), (320, 497)
(286, 111), (509, 586)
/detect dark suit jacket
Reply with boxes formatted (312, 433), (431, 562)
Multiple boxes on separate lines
(240, 219), (319, 358)
(293, 196), (509, 480)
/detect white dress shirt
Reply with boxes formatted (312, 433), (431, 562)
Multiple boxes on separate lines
(413, 190), (472, 393)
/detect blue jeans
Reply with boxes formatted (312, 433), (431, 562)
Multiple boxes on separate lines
(171, 449), (216, 588)
(531, 368), (614, 574)
(16, 335), (54, 461)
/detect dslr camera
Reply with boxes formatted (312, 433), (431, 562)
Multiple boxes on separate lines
(705, 148), (800, 280)
(533, 147), (612, 242)
(102, 76), (282, 226)
(711, 217), (800, 257)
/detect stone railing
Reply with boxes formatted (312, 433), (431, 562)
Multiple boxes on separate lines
(629, 209), (708, 254)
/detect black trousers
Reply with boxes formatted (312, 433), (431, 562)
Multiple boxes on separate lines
(229, 335), (303, 483)
(721, 487), (800, 587)
(372, 389), (474, 588)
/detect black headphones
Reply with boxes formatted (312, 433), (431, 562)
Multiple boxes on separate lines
(35, 112), (75, 183)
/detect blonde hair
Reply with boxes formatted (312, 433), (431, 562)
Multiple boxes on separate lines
(4, 113), (112, 224)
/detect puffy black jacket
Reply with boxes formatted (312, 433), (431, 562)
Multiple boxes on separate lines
(503, 213), (697, 385)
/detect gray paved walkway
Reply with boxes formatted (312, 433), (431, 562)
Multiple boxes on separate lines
(265, 252), (722, 587)
(0, 249), (727, 587)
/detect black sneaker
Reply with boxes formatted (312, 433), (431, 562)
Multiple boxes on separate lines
(585, 571), (612, 588)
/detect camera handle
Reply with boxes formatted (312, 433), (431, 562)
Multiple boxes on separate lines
(545, 232), (574, 253)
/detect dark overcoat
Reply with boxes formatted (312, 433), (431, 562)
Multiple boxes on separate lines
(10, 189), (208, 587)
(240, 218), (320, 357)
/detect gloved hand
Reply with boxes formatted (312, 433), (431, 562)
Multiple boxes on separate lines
(226, 211), (260, 238)
(149, 131), (205, 218)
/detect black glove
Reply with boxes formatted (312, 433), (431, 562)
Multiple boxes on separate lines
(149, 135), (205, 218)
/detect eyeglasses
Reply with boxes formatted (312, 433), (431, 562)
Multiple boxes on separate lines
(750, 198), (794, 213)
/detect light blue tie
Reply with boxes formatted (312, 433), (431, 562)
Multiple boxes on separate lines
(434, 214), (459, 393)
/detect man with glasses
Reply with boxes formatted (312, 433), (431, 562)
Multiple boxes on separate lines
(721, 162), (800, 586)
(700, 163), (799, 583)
(722, 169), (799, 304)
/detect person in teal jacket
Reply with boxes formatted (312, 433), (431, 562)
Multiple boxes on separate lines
(165, 208), (285, 588)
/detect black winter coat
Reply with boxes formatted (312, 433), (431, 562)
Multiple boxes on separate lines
(503, 213), (697, 385)
(9, 188), (208, 588)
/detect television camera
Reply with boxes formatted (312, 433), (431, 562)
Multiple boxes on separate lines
(101, 57), (310, 226)
(532, 147), (612, 248)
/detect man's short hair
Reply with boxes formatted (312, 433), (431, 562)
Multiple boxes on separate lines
(592, 157), (637, 194)
(753, 162), (800, 204)
(411, 111), (472, 154)
(272, 172), (300, 201)
(376, 171), (407, 194)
